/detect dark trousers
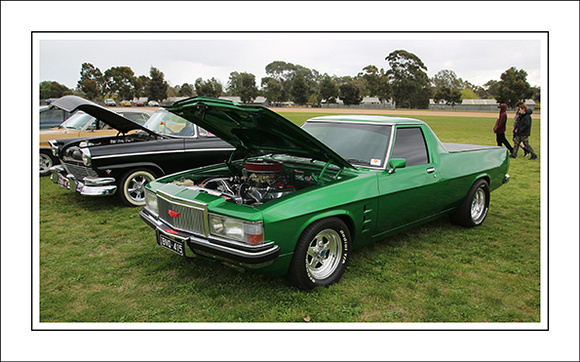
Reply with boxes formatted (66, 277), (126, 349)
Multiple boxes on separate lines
(496, 133), (513, 152)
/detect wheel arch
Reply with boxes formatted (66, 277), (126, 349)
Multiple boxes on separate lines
(296, 210), (356, 247)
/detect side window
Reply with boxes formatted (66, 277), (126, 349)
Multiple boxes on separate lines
(123, 113), (146, 125)
(391, 127), (429, 166)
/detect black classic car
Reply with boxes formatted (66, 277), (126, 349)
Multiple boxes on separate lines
(48, 96), (235, 206)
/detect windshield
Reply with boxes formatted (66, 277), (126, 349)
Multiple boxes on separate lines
(302, 121), (392, 168)
(59, 111), (95, 130)
(144, 109), (196, 136)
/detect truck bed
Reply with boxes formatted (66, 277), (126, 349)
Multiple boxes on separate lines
(442, 143), (502, 153)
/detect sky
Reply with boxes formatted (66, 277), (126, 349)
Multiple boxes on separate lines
(38, 34), (542, 91)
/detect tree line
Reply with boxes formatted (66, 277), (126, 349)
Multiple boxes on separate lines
(39, 50), (540, 109)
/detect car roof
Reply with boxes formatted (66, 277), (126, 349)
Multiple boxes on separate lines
(306, 115), (425, 125)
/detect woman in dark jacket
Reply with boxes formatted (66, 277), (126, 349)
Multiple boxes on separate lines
(494, 103), (513, 152)
(512, 103), (538, 160)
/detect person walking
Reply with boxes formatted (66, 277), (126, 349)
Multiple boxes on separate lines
(511, 103), (538, 160)
(512, 101), (531, 157)
(494, 103), (514, 153)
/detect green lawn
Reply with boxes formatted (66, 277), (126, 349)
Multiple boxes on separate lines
(39, 112), (541, 323)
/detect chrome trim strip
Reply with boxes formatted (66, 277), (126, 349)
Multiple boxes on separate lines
(188, 234), (279, 258)
(91, 148), (235, 160)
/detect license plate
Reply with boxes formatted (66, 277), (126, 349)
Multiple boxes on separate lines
(57, 174), (70, 189)
(158, 234), (185, 256)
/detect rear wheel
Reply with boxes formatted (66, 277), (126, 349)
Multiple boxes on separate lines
(450, 179), (490, 227)
(118, 169), (156, 207)
(288, 218), (351, 290)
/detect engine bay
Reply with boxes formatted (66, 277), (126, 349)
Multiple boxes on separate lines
(170, 158), (339, 206)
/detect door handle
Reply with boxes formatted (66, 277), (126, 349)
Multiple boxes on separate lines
(426, 167), (436, 173)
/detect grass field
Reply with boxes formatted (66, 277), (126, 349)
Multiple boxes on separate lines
(38, 111), (542, 324)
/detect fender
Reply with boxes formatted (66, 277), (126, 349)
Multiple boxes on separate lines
(297, 209), (357, 245)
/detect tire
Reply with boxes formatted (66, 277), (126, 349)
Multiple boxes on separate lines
(40, 150), (58, 176)
(450, 179), (490, 227)
(118, 169), (156, 207)
(288, 217), (351, 290)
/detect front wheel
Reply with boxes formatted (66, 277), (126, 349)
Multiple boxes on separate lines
(40, 150), (58, 176)
(118, 169), (156, 207)
(288, 218), (351, 290)
(450, 179), (490, 227)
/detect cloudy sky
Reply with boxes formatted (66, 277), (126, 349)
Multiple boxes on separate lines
(38, 33), (542, 90)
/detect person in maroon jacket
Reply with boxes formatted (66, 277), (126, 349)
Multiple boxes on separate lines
(493, 103), (514, 153)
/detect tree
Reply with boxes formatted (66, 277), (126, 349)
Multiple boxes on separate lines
(358, 65), (381, 96)
(431, 69), (462, 90)
(319, 75), (339, 104)
(385, 50), (431, 108)
(133, 75), (150, 99)
(339, 81), (363, 106)
(227, 72), (259, 103)
(146, 66), (168, 102)
(180, 83), (194, 97)
(40, 81), (73, 100)
(290, 72), (309, 105)
(375, 73), (392, 103)
(460, 88), (478, 100)
(194, 78), (223, 98)
(483, 80), (500, 100)
(261, 77), (284, 105)
(104, 66), (136, 100)
(433, 86), (463, 107)
(494, 67), (533, 107)
(77, 62), (104, 100)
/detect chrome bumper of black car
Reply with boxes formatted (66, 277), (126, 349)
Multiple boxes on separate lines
(49, 165), (117, 196)
(139, 208), (280, 268)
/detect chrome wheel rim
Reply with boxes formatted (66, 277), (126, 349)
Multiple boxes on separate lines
(471, 187), (487, 222)
(39, 153), (53, 174)
(306, 229), (342, 280)
(126, 174), (152, 203)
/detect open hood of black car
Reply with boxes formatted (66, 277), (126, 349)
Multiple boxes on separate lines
(165, 97), (354, 169)
(49, 96), (157, 136)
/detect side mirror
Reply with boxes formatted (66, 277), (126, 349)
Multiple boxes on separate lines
(388, 158), (406, 174)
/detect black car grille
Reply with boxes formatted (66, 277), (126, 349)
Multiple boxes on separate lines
(157, 191), (208, 236)
(62, 161), (98, 180)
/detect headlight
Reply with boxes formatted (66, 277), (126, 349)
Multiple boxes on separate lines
(81, 148), (91, 166)
(209, 214), (264, 245)
(144, 189), (158, 214)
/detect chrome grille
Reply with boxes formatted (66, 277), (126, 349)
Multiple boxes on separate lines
(157, 191), (208, 236)
(62, 161), (98, 179)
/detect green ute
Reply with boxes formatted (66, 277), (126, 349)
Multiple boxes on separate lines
(140, 97), (510, 289)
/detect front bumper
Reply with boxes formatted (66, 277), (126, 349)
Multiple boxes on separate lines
(49, 165), (117, 196)
(139, 208), (280, 268)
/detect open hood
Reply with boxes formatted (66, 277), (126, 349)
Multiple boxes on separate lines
(49, 96), (157, 136)
(165, 97), (354, 169)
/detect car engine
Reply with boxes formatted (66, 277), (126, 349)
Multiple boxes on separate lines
(172, 159), (308, 206)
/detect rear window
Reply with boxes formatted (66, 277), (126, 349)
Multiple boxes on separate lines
(391, 127), (429, 166)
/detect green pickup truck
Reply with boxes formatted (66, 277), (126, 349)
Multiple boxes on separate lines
(140, 97), (510, 289)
